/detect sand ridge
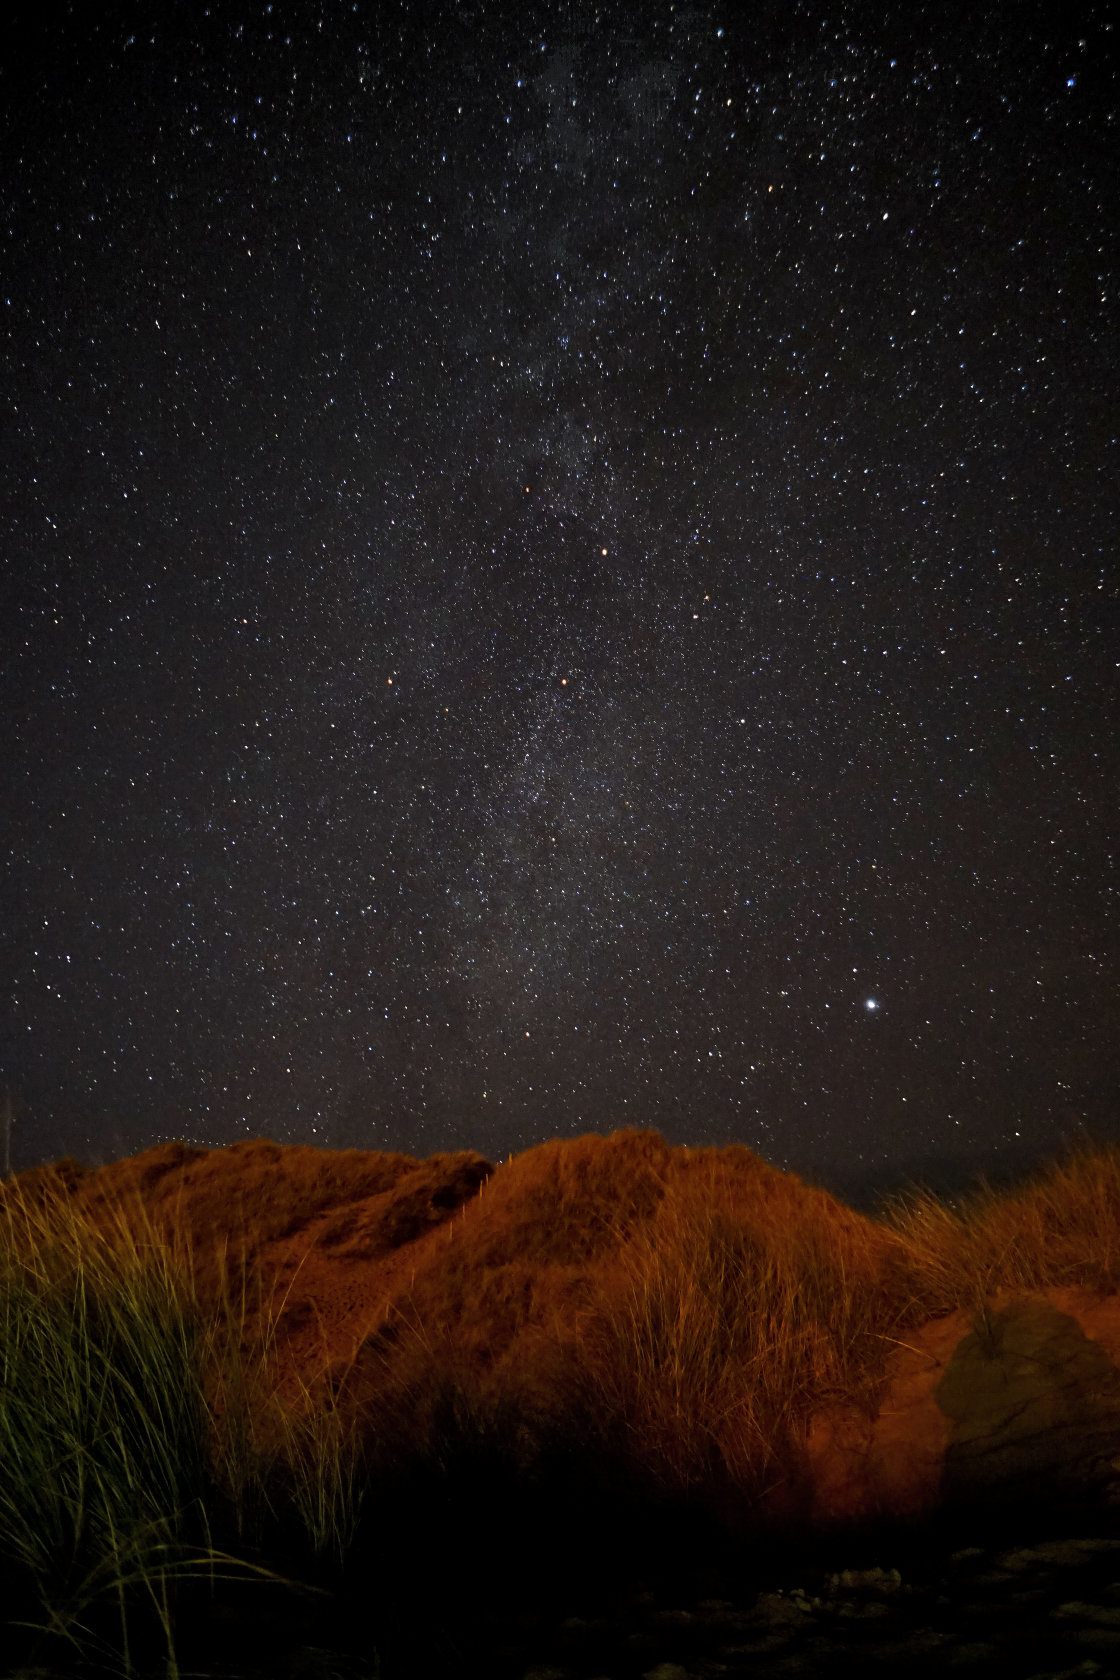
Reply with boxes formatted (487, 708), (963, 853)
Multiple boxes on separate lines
(10, 1127), (1120, 1538)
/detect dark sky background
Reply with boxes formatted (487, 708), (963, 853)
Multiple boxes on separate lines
(2, 0), (1117, 1206)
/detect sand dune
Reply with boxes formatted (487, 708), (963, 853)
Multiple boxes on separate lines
(9, 1126), (1120, 1544)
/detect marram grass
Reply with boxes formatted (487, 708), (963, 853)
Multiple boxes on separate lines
(0, 1177), (360, 1678)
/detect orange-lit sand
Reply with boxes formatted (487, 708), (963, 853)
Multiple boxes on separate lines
(10, 1128), (1120, 1541)
(804, 1286), (1120, 1525)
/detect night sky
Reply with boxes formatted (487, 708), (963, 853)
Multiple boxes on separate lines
(3, 0), (1117, 1202)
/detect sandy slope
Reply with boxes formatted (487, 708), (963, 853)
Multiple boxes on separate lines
(12, 1127), (1120, 1539)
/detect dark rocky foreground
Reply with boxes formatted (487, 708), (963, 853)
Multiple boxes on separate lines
(103, 1500), (1120, 1680)
(506, 1529), (1120, 1680)
(8, 1514), (1120, 1679)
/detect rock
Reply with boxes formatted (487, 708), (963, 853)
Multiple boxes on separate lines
(805, 1291), (1120, 1529)
(826, 1565), (902, 1594)
(1053, 1600), (1120, 1627)
(999, 1539), (1120, 1572)
(1070, 1628), (1120, 1650)
(751, 1589), (814, 1626)
(943, 1640), (1004, 1666)
(935, 1299), (1120, 1505)
(833, 1596), (892, 1619)
(1024, 1666), (1109, 1680)
(648, 1607), (696, 1628)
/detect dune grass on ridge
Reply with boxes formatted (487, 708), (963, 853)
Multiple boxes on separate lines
(531, 1145), (905, 1505)
(2, 1130), (1120, 1675)
(879, 1142), (1120, 1311)
(413, 1133), (1120, 1512)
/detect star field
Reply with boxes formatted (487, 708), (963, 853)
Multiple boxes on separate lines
(2, 0), (1117, 1202)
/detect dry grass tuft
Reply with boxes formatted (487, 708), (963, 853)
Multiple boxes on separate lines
(551, 1148), (911, 1508)
(878, 1141), (1120, 1313)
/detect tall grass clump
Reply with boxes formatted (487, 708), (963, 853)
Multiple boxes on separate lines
(222, 1316), (371, 1574)
(880, 1140), (1120, 1314)
(0, 1177), (314, 1676)
(562, 1152), (911, 1512)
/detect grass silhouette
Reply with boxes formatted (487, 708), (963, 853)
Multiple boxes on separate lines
(2, 1127), (1119, 1677)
